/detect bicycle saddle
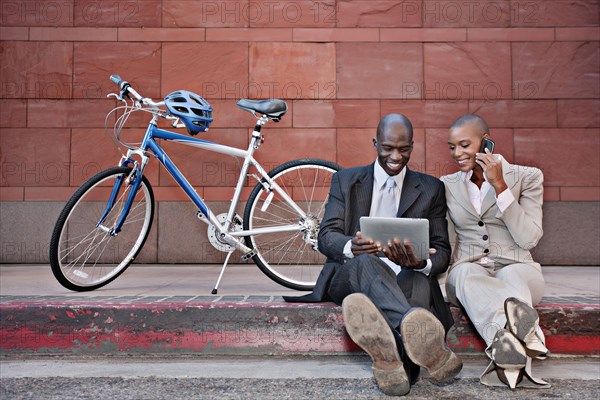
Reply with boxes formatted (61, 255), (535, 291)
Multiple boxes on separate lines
(236, 99), (288, 122)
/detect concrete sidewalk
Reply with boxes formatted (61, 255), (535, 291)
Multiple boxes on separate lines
(1, 264), (599, 298)
(2, 356), (598, 380)
(0, 264), (305, 298)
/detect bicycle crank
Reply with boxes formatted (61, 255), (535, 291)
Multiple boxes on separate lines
(207, 213), (244, 252)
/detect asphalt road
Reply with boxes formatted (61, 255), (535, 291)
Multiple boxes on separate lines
(2, 356), (599, 400)
(3, 376), (600, 400)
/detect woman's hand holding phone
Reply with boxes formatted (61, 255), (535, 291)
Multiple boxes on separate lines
(476, 139), (507, 194)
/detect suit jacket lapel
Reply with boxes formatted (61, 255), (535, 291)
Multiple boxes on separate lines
(480, 186), (497, 215)
(397, 168), (420, 217)
(445, 172), (480, 217)
(351, 164), (374, 232)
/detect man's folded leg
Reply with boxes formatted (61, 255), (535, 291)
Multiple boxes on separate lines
(342, 293), (411, 396)
(400, 308), (463, 383)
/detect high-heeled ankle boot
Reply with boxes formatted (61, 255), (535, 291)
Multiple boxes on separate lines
(504, 297), (549, 359)
(483, 329), (527, 390)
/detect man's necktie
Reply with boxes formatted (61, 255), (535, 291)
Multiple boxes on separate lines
(377, 177), (398, 217)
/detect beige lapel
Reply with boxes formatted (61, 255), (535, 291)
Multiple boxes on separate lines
(446, 172), (479, 217)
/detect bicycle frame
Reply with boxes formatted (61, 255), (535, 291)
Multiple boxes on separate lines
(98, 117), (309, 256)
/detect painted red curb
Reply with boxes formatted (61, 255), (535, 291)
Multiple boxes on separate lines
(1, 301), (598, 356)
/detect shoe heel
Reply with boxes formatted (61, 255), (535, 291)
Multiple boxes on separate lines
(499, 368), (523, 390)
(486, 329), (527, 389)
(373, 367), (411, 396)
(429, 352), (463, 384)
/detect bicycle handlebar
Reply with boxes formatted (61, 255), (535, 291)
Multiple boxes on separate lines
(109, 74), (163, 108)
(110, 74), (125, 87)
(109, 74), (142, 102)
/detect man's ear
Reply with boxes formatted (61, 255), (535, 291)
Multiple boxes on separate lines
(372, 138), (377, 149)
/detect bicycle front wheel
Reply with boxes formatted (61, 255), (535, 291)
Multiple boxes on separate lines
(243, 159), (341, 291)
(49, 166), (154, 291)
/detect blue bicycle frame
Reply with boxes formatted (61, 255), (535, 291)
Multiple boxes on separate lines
(97, 118), (307, 256)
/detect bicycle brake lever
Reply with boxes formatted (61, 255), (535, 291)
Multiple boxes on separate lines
(107, 92), (127, 103)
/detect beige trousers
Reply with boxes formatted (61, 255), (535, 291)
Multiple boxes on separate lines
(446, 262), (545, 345)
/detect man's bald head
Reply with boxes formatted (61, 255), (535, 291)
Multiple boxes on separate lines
(377, 114), (414, 142)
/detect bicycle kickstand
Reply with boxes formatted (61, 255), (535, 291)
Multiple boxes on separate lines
(212, 250), (234, 295)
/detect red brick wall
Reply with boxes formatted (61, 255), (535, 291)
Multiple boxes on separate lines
(0, 1), (599, 264)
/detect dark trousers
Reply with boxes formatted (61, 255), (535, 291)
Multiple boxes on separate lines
(327, 253), (440, 330)
(328, 253), (437, 384)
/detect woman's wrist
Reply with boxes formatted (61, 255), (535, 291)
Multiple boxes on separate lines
(493, 180), (508, 195)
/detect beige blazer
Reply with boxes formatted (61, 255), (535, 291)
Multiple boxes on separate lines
(440, 157), (544, 271)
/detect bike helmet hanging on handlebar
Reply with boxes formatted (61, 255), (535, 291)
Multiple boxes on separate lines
(164, 90), (213, 135)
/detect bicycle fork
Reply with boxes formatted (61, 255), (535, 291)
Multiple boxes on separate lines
(96, 152), (148, 236)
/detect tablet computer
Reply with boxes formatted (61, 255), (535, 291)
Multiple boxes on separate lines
(359, 217), (430, 260)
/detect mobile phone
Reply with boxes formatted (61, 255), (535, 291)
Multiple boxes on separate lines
(479, 138), (495, 153)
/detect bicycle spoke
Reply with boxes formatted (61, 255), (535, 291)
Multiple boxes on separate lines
(260, 196), (298, 220)
(244, 160), (339, 290)
(277, 234), (305, 265)
(258, 234), (299, 258)
(60, 229), (103, 263)
(50, 166), (154, 290)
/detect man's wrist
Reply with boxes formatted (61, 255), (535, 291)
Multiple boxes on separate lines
(343, 239), (354, 259)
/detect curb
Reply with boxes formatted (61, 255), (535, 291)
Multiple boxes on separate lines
(1, 299), (598, 356)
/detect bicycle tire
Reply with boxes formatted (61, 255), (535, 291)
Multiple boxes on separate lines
(49, 166), (154, 291)
(243, 158), (341, 291)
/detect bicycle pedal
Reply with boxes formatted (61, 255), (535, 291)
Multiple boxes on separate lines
(241, 249), (257, 261)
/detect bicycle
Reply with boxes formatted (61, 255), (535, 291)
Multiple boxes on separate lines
(49, 75), (341, 294)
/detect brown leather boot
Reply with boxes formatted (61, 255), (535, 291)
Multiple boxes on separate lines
(400, 307), (463, 384)
(342, 293), (411, 396)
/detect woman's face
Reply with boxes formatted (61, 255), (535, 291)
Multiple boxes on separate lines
(447, 124), (486, 173)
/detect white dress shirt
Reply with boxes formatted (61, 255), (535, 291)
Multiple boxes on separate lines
(369, 161), (405, 217)
(343, 161), (432, 275)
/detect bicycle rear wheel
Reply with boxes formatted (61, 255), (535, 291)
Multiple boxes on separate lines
(243, 159), (341, 291)
(49, 166), (154, 291)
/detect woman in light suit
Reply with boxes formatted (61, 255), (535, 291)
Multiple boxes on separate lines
(440, 114), (550, 390)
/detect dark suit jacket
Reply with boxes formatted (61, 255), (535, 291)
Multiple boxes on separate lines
(284, 163), (452, 305)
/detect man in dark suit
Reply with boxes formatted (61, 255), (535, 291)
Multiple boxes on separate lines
(285, 114), (461, 396)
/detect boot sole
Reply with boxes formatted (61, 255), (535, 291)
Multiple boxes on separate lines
(504, 297), (548, 358)
(504, 297), (539, 342)
(342, 293), (410, 396)
(400, 308), (462, 383)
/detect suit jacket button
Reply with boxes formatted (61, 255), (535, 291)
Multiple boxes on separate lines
(483, 235), (489, 240)
(484, 249), (489, 253)
(478, 221), (484, 226)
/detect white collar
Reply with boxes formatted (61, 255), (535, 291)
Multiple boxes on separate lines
(373, 159), (407, 189)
